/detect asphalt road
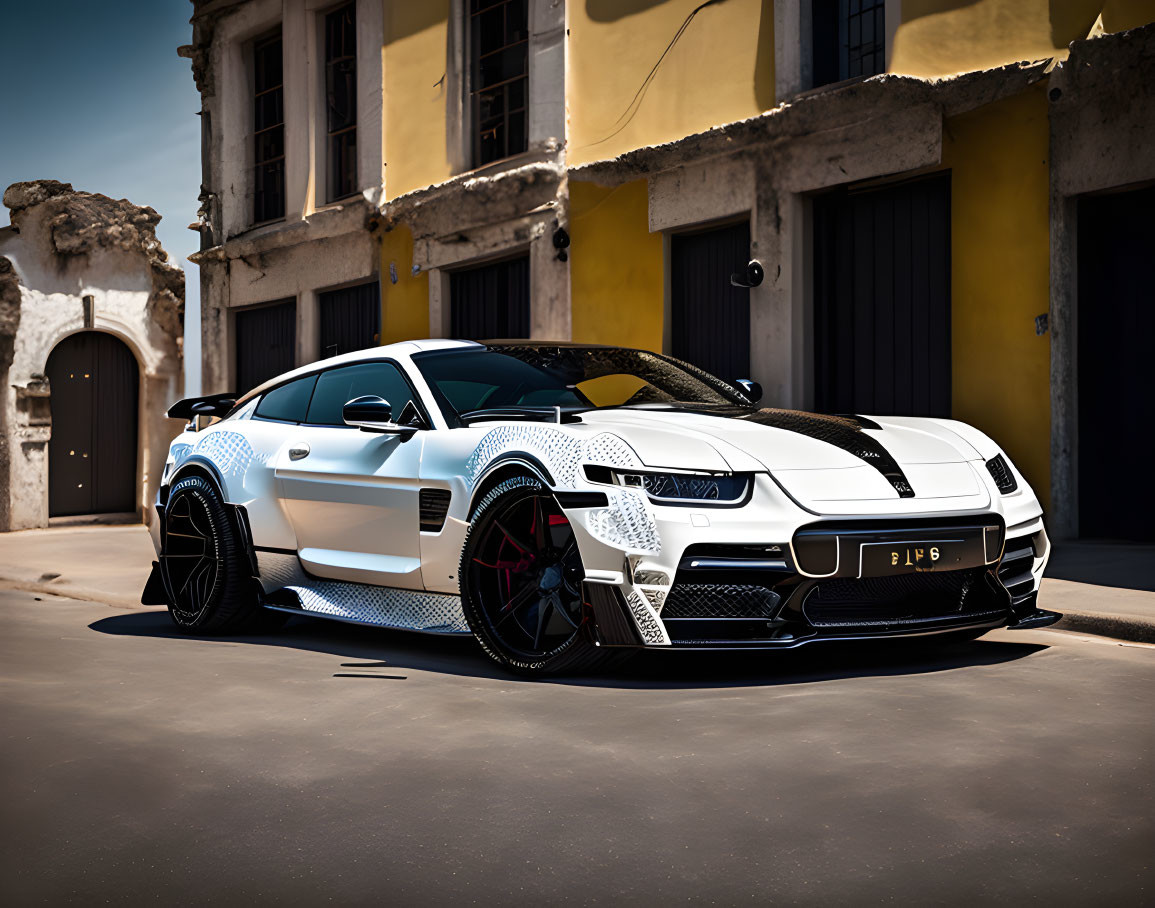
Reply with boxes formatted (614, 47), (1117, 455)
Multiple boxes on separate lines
(1, 585), (1152, 905)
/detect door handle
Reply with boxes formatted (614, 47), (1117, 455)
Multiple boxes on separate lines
(288, 443), (311, 461)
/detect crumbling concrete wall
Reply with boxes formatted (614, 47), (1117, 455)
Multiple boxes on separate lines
(0, 181), (184, 531)
(186, 0), (385, 395)
(1048, 23), (1155, 538)
(0, 254), (21, 531)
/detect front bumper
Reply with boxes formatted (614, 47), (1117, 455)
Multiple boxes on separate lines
(585, 512), (1058, 649)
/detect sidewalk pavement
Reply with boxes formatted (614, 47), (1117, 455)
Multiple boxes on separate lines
(1, 525), (1153, 643)
(0, 524), (156, 609)
(1043, 542), (1155, 644)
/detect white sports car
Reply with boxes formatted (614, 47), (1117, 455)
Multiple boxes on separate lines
(143, 340), (1059, 675)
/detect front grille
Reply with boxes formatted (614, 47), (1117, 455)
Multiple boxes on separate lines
(663, 584), (781, 619)
(998, 536), (1036, 605)
(803, 567), (1001, 628)
(986, 455), (1018, 494)
(419, 489), (451, 532)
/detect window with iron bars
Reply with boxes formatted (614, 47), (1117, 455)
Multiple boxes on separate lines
(812, 0), (886, 88)
(469, 0), (529, 168)
(253, 30), (285, 224)
(325, 3), (357, 201)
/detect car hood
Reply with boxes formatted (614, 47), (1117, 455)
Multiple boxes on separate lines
(580, 407), (973, 469)
(578, 407), (990, 514)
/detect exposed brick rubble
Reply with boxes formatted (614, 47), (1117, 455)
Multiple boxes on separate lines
(2, 180), (184, 336)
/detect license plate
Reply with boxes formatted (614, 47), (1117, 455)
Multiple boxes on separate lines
(859, 538), (972, 576)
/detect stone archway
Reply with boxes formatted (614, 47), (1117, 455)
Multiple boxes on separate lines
(45, 332), (139, 517)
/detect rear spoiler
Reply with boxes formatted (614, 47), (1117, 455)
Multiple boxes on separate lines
(167, 392), (238, 421)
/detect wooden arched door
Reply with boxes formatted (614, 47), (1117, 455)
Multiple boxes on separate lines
(46, 332), (139, 517)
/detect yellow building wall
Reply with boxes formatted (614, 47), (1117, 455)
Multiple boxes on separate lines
(378, 223), (429, 343)
(1101, 0), (1155, 31)
(383, 2), (453, 198)
(890, 0), (1153, 78)
(567, 0), (774, 167)
(943, 85), (1051, 507)
(569, 180), (664, 350)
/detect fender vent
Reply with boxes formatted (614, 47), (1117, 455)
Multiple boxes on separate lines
(998, 537), (1036, 605)
(986, 455), (1018, 494)
(419, 489), (452, 532)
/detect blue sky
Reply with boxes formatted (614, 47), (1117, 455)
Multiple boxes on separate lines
(0, 0), (200, 267)
(0, 0), (202, 389)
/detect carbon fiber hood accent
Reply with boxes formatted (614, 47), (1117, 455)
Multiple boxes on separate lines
(730, 408), (915, 497)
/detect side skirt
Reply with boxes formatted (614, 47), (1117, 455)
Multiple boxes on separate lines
(266, 580), (471, 636)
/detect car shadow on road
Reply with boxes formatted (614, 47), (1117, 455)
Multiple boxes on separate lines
(89, 609), (1049, 690)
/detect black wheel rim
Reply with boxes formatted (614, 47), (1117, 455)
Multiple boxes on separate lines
(470, 492), (585, 659)
(161, 490), (221, 623)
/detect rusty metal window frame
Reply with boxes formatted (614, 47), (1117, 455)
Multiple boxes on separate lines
(468, 0), (529, 168)
(252, 29), (286, 224)
(324, 2), (358, 202)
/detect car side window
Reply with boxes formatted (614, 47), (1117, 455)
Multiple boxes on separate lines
(253, 375), (317, 423)
(305, 362), (417, 427)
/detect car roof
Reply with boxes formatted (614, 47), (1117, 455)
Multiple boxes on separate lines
(235, 338), (476, 403)
(237, 339), (634, 403)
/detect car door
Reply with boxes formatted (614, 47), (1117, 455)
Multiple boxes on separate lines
(273, 360), (427, 588)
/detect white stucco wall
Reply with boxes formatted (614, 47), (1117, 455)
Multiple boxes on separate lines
(0, 205), (182, 530)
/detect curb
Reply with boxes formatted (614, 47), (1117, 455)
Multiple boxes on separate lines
(1053, 610), (1155, 645)
(0, 577), (145, 611)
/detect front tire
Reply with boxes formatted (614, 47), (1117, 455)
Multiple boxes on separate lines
(160, 475), (264, 634)
(460, 473), (632, 676)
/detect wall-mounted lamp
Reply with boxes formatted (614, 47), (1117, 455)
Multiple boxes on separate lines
(730, 260), (764, 288)
(553, 227), (570, 262)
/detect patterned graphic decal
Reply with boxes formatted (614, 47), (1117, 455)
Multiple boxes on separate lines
(584, 432), (642, 468)
(282, 581), (469, 635)
(466, 425), (585, 488)
(170, 442), (193, 465)
(466, 427), (659, 553)
(641, 588), (667, 609)
(590, 488), (661, 554)
(172, 430), (270, 479)
(625, 591), (669, 645)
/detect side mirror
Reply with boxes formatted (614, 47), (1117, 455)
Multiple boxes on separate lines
(734, 379), (762, 404)
(342, 395), (417, 438)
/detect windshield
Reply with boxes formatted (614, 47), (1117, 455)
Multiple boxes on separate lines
(413, 345), (747, 423)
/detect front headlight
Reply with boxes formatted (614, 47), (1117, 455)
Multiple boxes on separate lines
(583, 465), (751, 505)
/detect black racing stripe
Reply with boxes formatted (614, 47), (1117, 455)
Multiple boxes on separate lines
(841, 414), (882, 431)
(692, 406), (915, 498)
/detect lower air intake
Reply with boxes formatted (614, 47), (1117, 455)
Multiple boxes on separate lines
(803, 568), (1002, 628)
(662, 584), (781, 619)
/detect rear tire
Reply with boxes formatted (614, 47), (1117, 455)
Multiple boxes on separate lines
(160, 475), (267, 634)
(460, 473), (635, 676)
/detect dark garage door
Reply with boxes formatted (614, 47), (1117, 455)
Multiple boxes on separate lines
(1077, 186), (1155, 541)
(813, 173), (951, 416)
(450, 255), (530, 340)
(46, 332), (139, 517)
(319, 281), (381, 359)
(235, 298), (296, 393)
(670, 220), (751, 383)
